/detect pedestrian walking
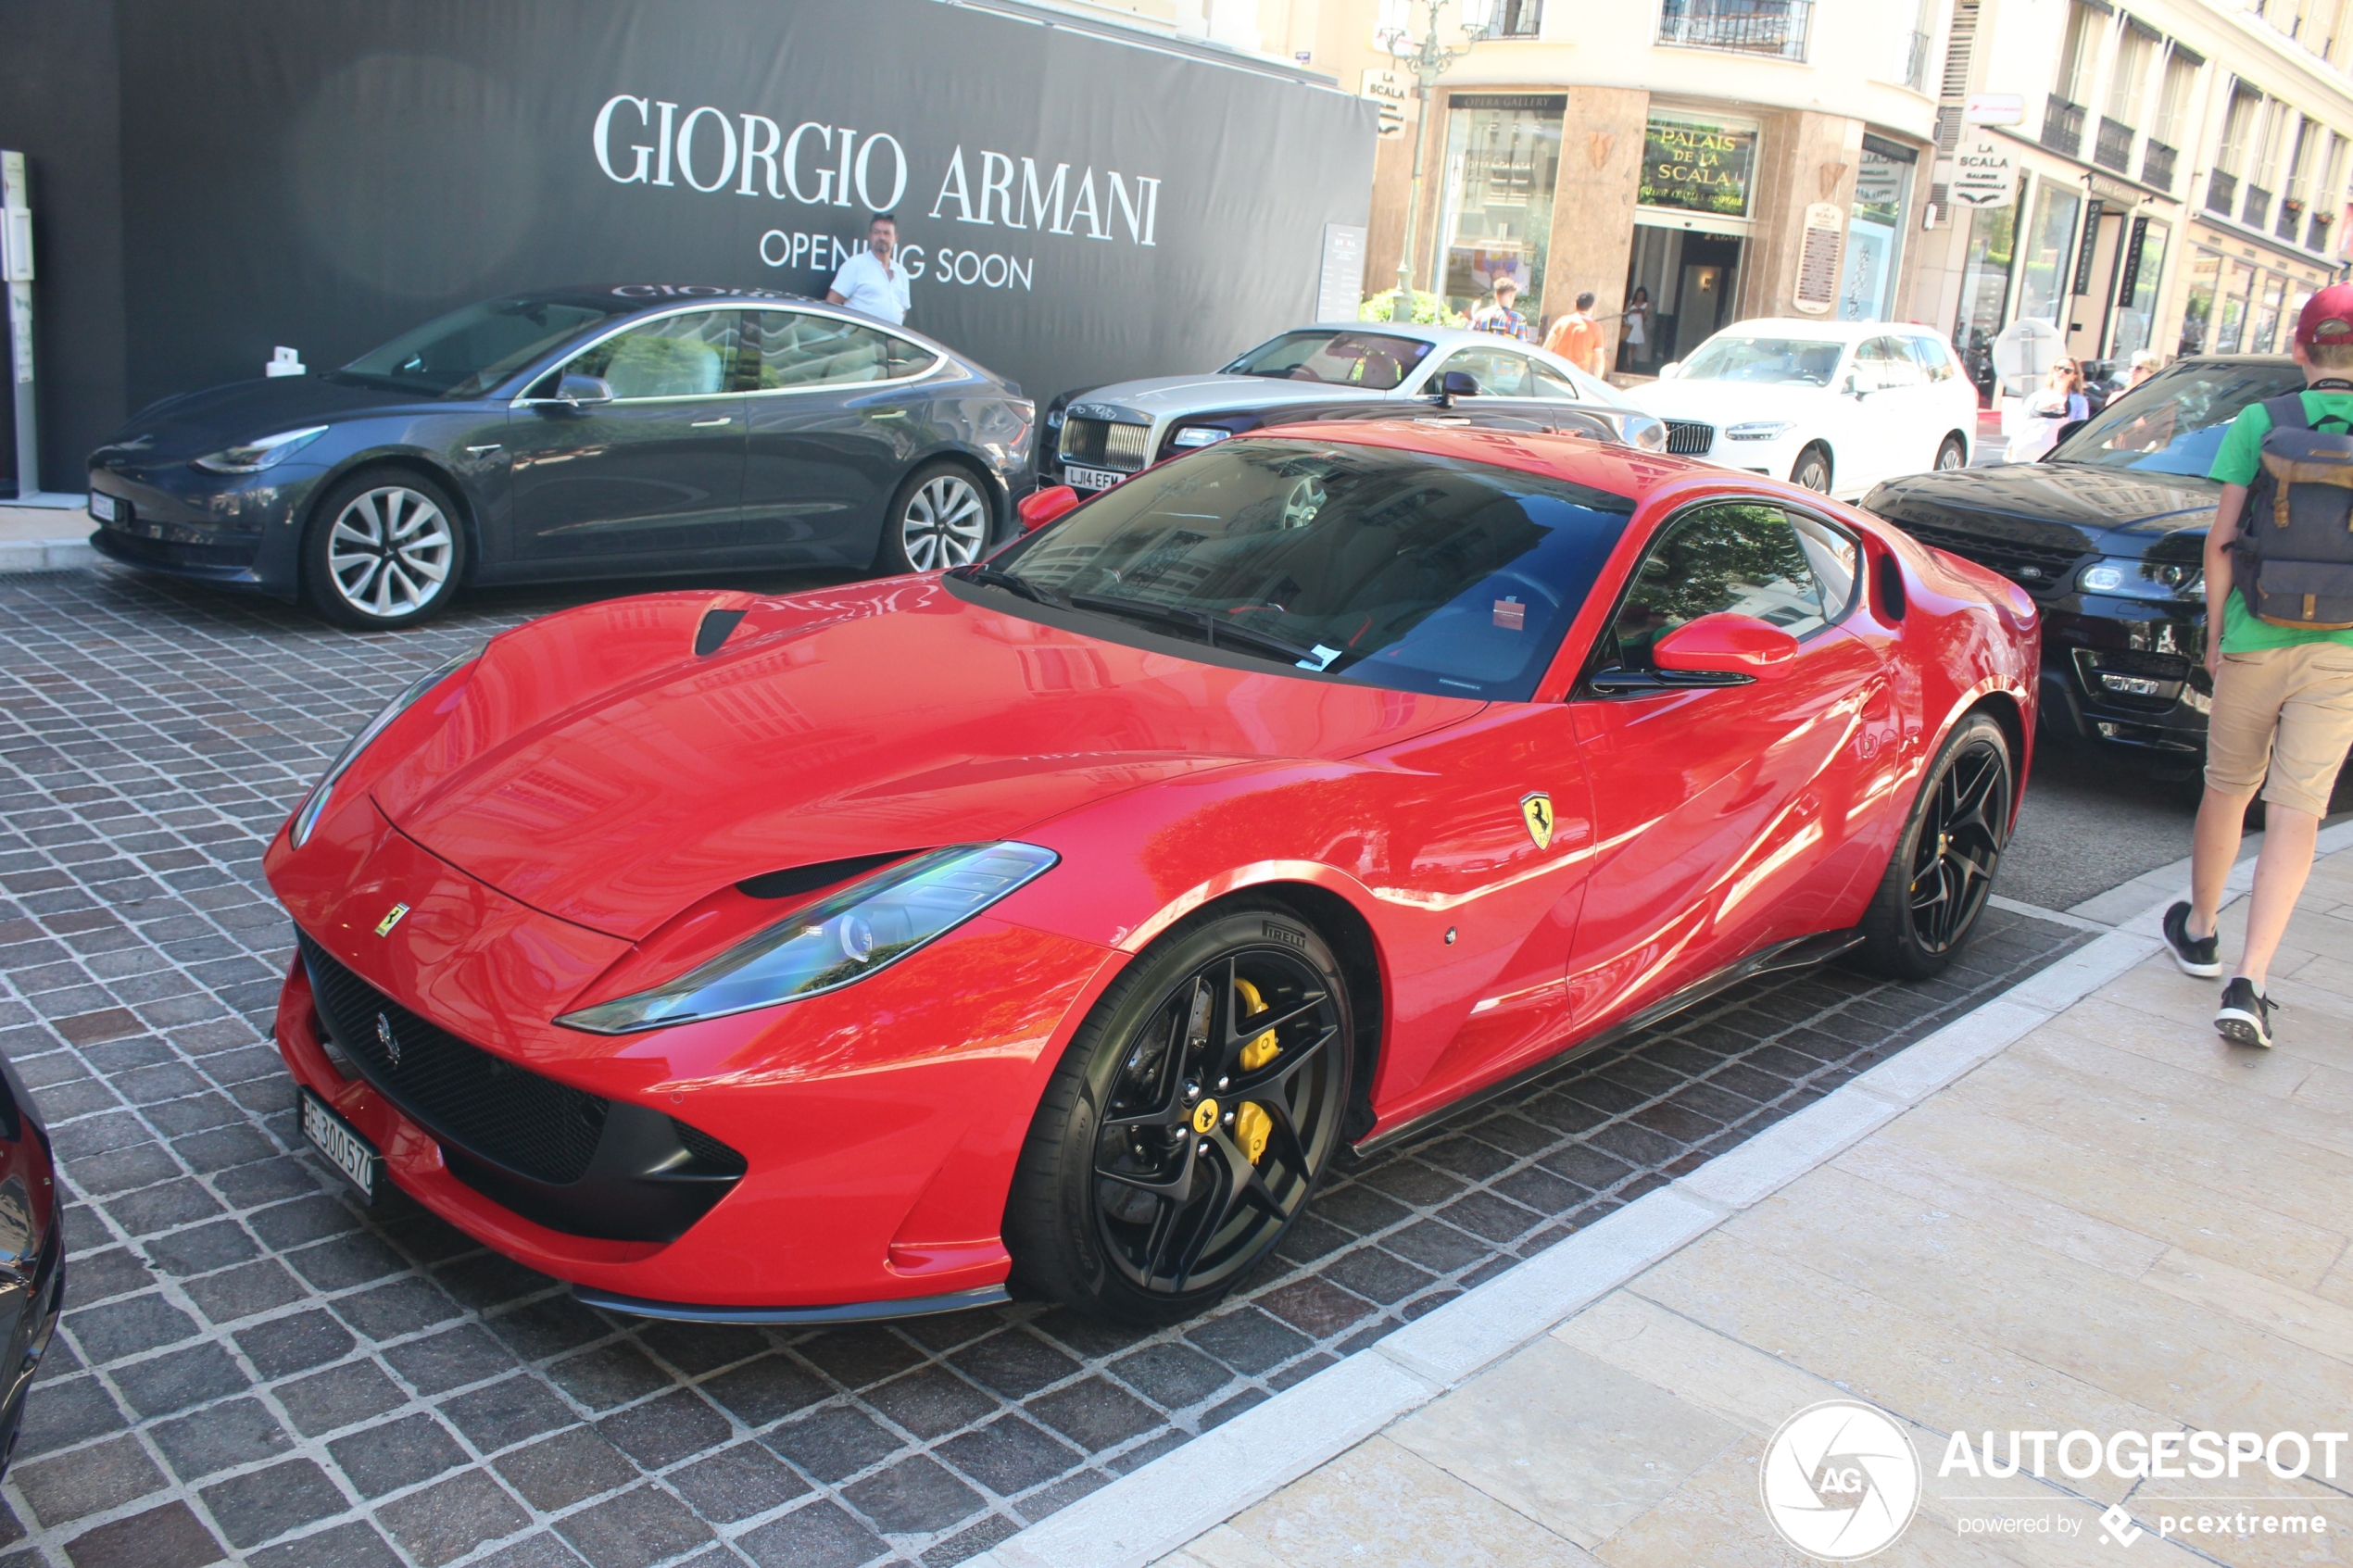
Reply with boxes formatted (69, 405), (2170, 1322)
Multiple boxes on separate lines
(1617, 285), (1654, 373)
(1543, 292), (1607, 378)
(826, 213), (911, 325)
(2126, 348), (2163, 389)
(2162, 283), (2353, 1047)
(1469, 277), (1533, 343)
(2002, 356), (2088, 463)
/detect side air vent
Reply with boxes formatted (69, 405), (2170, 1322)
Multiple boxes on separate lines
(695, 608), (747, 656)
(1876, 552), (1907, 621)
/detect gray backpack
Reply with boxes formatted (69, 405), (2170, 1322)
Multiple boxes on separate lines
(2239, 394), (2353, 630)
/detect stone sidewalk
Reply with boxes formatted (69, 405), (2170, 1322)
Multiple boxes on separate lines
(1130, 845), (2353, 1568)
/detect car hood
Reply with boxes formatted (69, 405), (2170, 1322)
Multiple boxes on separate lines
(104, 375), (444, 462)
(1625, 378), (1833, 423)
(1071, 373), (1391, 422)
(1866, 461), (2218, 549)
(371, 583), (1481, 940)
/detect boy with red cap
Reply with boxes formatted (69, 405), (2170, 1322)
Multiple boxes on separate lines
(2162, 282), (2353, 1046)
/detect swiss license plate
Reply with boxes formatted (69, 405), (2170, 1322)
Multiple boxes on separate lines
(300, 1087), (380, 1203)
(1063, 464), (1123, 492)
(87, 491), (118, 523)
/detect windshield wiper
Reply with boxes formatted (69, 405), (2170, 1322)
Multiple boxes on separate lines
(953, 564), (1060, 607)
(1066, 593), (1322, 665)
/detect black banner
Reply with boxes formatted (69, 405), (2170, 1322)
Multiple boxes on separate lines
(114, 0), (1376, 415)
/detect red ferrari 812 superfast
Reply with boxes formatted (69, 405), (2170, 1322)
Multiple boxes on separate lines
(265, 423), (2037, 1324)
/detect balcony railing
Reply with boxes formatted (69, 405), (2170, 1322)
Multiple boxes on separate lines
(1494, 0), (1543, 36)
(2208, 169), (2237, 215)
(2041, 96), (2086, 158)
(2141, 139), (2176, 192)
(2094, 117), (2134, 173)
(2244, 182), (2273, 229)
(1656, 0), (1813, 61)
(1892, 28), (1931, 90)
(2278, 197), (2306, 242)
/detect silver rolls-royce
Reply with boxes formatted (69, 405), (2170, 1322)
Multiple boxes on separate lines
(1041, 322), (1659, 493)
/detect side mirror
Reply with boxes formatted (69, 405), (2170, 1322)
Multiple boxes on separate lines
(1652, 612), (1799, 682)
(557, 373), (614, 408)
(1018, 484), (1080, 531)
(1436, 370), (1481, 404)
(1657, 361), (1683, 380)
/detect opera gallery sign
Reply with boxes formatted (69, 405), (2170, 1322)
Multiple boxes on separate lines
(592, 94), (1164, 291)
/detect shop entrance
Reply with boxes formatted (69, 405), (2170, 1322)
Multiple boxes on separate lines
(1624, 226), (1743, 373)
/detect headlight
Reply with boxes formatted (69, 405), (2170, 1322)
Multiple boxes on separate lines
(1724, 420), (1796, 441)
(192, 426), (330, 474)
(1169, 427), (1229, 449)
(2078, 558), (2201, 599)
(557, 843), (1060, 1034)
(1046, 409), (1065, 429)
(288, 644), (484, 847)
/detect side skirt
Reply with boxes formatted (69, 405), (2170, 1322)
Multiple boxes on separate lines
(1348, 928), (1865, 1158)
(574, 1284), (1011, 1326)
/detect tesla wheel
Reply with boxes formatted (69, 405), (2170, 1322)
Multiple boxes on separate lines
(300, 470), (464, 630)
(1791, 446), (1832, 493)
(1935, 435), (1968, 470)
(1005, 905), (1354, 1323)
(880, 461), (991, 574)
(1854, 713), (2013, 980)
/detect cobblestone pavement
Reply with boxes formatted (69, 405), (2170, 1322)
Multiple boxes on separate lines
(0, 569), (2089, 1568)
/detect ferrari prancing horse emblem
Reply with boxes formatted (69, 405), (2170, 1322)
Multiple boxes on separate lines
(1190, 1098), (1222, 1135)
(1520, 792), (1555, 851)
(374, 903), (409, 937)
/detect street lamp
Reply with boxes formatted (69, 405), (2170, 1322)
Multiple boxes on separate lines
(1376, 0), (1496, 322)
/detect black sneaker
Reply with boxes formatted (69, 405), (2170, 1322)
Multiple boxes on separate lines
(2163, 901), (2222, 978)
(2214, 977), (2279, 1048)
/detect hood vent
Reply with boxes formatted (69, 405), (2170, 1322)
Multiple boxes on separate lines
(695, 608), (747, 657)
(737, 851), (913, 900)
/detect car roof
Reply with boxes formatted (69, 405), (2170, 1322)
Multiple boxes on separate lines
(1291, 320), (1540, 352)
(1691, 318), (1947, 343)
(1246, 416), (1814, 508)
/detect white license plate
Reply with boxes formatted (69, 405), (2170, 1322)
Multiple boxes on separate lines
(300, 1087), (380, 1202)
(1063, 464), (1123, 492)
(87, 492), (117, 523)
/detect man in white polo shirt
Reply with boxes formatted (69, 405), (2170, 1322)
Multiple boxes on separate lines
(826, 213), (911, 326)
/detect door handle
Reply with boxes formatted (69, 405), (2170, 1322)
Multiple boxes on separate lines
(867, 408), (908, 420)
(464, 444), (502, 455)
(689, 416), (734, 428)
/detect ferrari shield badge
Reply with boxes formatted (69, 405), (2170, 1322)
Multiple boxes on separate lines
(1520, 793), (1555, 851)
(374, 903), (410, 937)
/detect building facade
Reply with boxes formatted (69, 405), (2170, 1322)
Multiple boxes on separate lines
(1334, 0), (2353, 382)
(1914, 0), (2353, 395)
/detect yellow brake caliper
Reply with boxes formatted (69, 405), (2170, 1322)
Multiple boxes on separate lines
(1232, 977), (1279, 1164)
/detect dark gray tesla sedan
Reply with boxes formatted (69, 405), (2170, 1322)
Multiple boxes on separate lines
(86, 286), (1036, 626)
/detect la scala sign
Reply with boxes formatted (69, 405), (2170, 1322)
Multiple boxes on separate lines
(1951, 141), (2016, 209)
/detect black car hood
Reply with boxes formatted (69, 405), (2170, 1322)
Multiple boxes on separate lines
(105, 375), (447, 462)
(1869, 461), (2216, 552)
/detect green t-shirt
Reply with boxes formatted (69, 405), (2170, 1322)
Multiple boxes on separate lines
(2206, 390), (2353, 651)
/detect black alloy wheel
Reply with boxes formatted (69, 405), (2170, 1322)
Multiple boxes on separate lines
(1006, 906), (1353, 1323)
(1855, 712), (2013, 979)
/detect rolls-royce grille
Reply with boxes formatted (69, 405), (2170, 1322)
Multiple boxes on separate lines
(1060, 416), (1152, 472)
(1664, 420), (1715, 456)
(296, 931), (744, 1186)
(1895, 521), (2090, 596)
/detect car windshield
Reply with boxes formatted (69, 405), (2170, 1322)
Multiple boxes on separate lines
(1222, 331), (1435, 393)
(333, 295), (640, 399)
(983, 437), (1634, 701)
(1679, 336), (1844, 386)
(2047, 360), (2307, 475)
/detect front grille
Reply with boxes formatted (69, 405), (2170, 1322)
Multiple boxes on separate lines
(299, 932), (608, 1184)
(2080, 647), (2190, 682)
(1664, 420), (1715, 456)
(1059, 417), (1151, 472)
(97, 523), (261, 569)
(1896, 520), (2089, 596)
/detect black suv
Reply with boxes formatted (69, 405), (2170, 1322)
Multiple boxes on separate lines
(1864, 356), (2300, 759)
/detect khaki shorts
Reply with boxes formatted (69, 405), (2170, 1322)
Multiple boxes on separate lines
(2205, 641), (2353, 817)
